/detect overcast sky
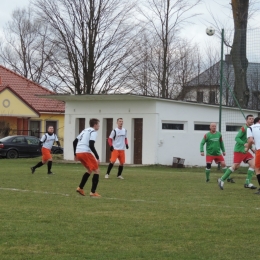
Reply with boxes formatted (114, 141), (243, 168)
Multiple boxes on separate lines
(0, 0), (260, 56)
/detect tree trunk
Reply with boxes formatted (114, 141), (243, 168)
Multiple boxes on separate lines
(231, 0), (249, 108)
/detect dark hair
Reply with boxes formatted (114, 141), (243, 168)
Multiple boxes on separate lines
(254, 117), (260, 124)
(89, 118), (100, 127)
(246, 114), (254, 120)
(117, 118), (123, 122)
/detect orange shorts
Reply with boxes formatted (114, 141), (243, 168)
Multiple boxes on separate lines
(110, 150), (125, 164)
(76, 153), (98, 172)
(42, 147), (52, 161)
(255, 150), (260, 168)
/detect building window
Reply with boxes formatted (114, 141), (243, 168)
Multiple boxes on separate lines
(209, 91), (215, 104)
(162, 123), (184, 130)
(79, 118), (85, 134)
(30, 120), (41, 137)
(226, 125), (241, 132)
(197, 91), (203, 102)
(194, 124), (210, 131)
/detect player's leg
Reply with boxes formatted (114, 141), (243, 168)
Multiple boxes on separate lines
(31, 147), (47, 173)
(76, 154), (91, 196)
(89, 155), (101, 197)
(117, 151), (125, 179)
(244, 153), (257, 189)
(254, 151), (260, 194)
(47, 158), (53, 174)
(105, 150), (117, 178)
(205, 156), (213, 182)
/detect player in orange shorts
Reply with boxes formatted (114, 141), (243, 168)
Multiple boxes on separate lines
(246, 117), (260, 194)
(73, 118), (101, 197)
(105, 118), (129, 179)
(31, 126), (60, 174)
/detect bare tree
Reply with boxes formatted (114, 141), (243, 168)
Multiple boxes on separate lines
(0, 7), (55, 85)
(137, 0), (201, 98)
(33, 0), (137, 94)
(231, 0), (250, 108)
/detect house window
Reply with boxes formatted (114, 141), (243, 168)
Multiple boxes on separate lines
(29, 120), (41, 137)
(162, 123), (184, 130)
(209, 91), (215, 104)
(194, 124), (210, 131)
(197, 91), (203, 102)
(226, 125), (241, 132)
(79, 118), (85, 134)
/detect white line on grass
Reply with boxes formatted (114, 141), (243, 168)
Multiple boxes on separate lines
(1, 187), (260, 209)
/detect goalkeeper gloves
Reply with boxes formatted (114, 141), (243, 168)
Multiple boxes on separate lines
(126, 144), (129, 149)
(110, 146), (114, 151)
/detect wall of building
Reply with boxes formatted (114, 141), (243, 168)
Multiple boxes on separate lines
(63, 100), (158, 164)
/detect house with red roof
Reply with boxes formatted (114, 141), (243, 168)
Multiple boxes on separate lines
(0, 65), (65, 144)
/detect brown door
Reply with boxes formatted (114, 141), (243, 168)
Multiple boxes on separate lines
(134, 118), (143, 164)
(106, 118), (113, 162)
(79, 118), (85, 134)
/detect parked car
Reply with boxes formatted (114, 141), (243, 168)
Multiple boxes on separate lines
(0, 135), (63, 159)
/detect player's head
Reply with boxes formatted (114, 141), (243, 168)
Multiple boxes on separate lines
(246, 115), (254, 126)
(209, 123), (217, 133)
(117, 118), (123, 128)
(89, 118), (100, 130)
(254, 117), (260, 124)
(47, 126), (54, 134)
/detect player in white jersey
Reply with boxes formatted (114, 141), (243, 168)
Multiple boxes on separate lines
(31, 126), (60, 174)
(246, 117), (260, 194)
(105, 118), (129, 179)
(73, 118), (101, 197)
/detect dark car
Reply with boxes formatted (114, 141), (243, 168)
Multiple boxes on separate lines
(0, 135), (63, 159)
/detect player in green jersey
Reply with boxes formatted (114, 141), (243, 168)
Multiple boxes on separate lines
(218, 115), (256, 190)
(200, 122), (227, 182)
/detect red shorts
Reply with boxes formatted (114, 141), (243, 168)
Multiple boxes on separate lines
(42, 147), (52, 161)
(206, 155), (224, 164)
(254, 150), (260, 168)
(233, 152), (254, 164)
(76, 153), (98, 172)
(110, 150), (125, 164)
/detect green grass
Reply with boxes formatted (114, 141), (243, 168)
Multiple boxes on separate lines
(1, 158), (260, 260)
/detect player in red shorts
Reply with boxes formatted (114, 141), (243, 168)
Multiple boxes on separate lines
(218, 115), (256, 190)
(200, 122), (227, 182)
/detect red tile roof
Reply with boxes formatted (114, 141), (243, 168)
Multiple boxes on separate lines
(0, 65), (65, 113)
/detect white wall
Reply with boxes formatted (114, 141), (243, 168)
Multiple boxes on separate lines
(63, 97), (258, 166)
(64, 100), (157, 164)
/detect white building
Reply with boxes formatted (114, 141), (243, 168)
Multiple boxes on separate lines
(43, 94), (258, 166)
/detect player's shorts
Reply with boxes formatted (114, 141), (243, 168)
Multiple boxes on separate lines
(254, 150), (260, 168)
(110, 150), (125, 164)
(42, 147), (52, 161)
(76, 152), (98, 172)
(233, 152), (254, 164)
(206, 155), (224, 164)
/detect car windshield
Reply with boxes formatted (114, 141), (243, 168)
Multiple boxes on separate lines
(0, 136), (12, 142)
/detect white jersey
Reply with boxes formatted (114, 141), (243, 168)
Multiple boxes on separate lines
(41, 133), (58, 150)
(109, 127), (127, 150)
(76, 127), (98, 153)
(247, 123), (260, 150)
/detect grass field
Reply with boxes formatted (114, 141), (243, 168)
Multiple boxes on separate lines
(1, 157), (260, 260)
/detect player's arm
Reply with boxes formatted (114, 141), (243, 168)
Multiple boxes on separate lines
(245, 127), (253, 152)
(125, 138), (129, 149)
(220, 136), (226, 155)
(235, 127), (246, 144)
(39, 134), (46, 147)
(73, 138), (78, 156)
(200, 135), (206, 155)
(55, 135), (61, 147)
(108, 130), (115, 151)
(89, 140), (99, 160)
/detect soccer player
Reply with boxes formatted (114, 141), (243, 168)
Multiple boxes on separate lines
(105, 118), (129, 179)
(73, 118), (101, 197)
(218, 115), (256, 190)
(246, 117), (260, 194)
(31, 126), (60, 174)
(200, 122), (227, 182)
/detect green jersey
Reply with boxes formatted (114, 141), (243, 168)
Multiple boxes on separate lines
(200, 131), (225, 156)
(234, 125), (248, 153)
